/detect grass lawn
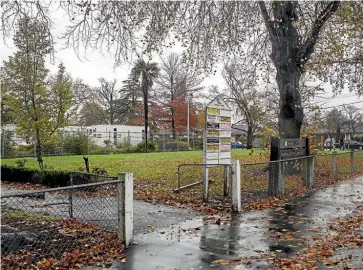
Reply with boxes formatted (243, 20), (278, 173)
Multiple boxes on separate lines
(1, 149), (264, 187)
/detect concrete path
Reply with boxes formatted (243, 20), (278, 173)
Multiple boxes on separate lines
(115, 176), (363, 270)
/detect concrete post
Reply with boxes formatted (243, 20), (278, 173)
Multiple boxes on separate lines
(332, 152), (337, 179)
(202, 165), (209, 202)
(231, 160), (241, 212)
(304, 156), (315, 188)
(118, 173), (133, 246)
(268, 161), (284, 196)
(350, 149), (355, 174)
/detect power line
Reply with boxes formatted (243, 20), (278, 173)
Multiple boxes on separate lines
(321, 100), (363, 110)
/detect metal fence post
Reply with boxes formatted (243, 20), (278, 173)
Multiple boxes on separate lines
(350, 149), (355, 174)
(68, 173), (73, 218)
(332, 152), (337, 179)
(177, 165), (181, 191)
(231, 160), (241, 212)
(223, 165), (229, 197)
(118, 172), (133, 246)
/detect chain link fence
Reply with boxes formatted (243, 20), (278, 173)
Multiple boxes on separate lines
(176, 151), (363, 207)
(176, 164), (232, 204)
(1, 128), (204, 158)
(1, 172), (132, 269)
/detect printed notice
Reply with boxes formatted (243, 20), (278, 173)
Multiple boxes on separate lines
(207, 107), (220, 115)
(207, 115), (219, 123)
(220, 116), (231, 123)
(220, 130), (231, 137)
(208, 130), (220, 137)
(221, 137), (231, 144)
(220, 144), (231, 152)
(207, 137), (219, 144)
(220, 109), (232, 117)
(207, 122), (220, 129)
(207, 145), (219, 152)
(220, 123), (231, 130)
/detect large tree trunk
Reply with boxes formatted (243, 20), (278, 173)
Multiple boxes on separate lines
(35, 129), (43, 169)
(270, 4), (304, 139)
(276, 67), (303, 139)
(246, 126), (253, 149)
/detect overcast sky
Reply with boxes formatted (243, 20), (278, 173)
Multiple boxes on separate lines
(0, 5), (361, 111)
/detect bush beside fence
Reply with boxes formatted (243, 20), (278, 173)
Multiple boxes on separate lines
(1, 165), (70, 187)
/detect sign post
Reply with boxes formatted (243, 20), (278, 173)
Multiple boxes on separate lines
(203, 96), (232, 202)
(269, 137), (310, 196)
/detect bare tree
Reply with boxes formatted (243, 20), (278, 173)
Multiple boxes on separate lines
(342, 105), (363, 138)
(155, 53), (203, 139)
(3, 1), (363, 139)
(223, 60), (266, 149)
(92, 78), (119, 125)
(324, 108), (347, 142)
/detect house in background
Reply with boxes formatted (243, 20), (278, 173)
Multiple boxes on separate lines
(1, 124), (28, 146)
(62, 125), (146, 146)
(315, 127), (363, 148)
(1, 124), (146, 147)
(231, 124), (262, 148)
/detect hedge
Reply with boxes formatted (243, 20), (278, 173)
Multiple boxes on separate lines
(1, 165), (70, 187)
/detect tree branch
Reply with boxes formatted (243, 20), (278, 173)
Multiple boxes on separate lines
(258, 1), (276, 39)
(298, 1), (341, 61)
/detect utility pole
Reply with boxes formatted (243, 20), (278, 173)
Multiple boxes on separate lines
(187, 95), (190, 148)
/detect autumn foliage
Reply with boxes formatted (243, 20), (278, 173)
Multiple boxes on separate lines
(128, 99), (203, 133)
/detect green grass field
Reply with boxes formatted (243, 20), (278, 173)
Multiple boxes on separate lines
(1, 149), (263, 186)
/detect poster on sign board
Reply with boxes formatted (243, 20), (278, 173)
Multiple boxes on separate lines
(220, 144), (231, 152)
(220, 130), (231, 137)
(207, 115), (219, 123)
(220, 116), (231, 123)
(207, 137), (220, 144)
(221, 138), (231, 145)
(208, 130), (220, 137)
(207, 122), (220, 129)
(207, 108), (220, 115)
(220, 123), (231, 130)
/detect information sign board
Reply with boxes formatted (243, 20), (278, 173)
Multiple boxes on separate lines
(204, 96), (232, 165)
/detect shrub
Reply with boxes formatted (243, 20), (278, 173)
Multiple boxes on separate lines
(192, 138), (203, 150)
(15, 159), (27, 168)
(91, 167), (108, 175)
(136, 140), (158, 152)
(63, 133), (94, 155)
(12, 145), (34, 157)
(1, 165), (70, 187)
(176, 141), (189, 151)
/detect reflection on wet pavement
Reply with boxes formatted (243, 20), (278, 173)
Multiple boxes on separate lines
(117, 177), (363, 270)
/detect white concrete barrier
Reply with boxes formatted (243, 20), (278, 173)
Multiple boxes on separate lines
(118, 172), (133, 246)
(231, 160), (241, 212)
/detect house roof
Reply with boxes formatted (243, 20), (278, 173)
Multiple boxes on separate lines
(231, 124), (247, 136)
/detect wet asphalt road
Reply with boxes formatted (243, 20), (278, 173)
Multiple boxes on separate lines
(116, 176), (363, 270)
